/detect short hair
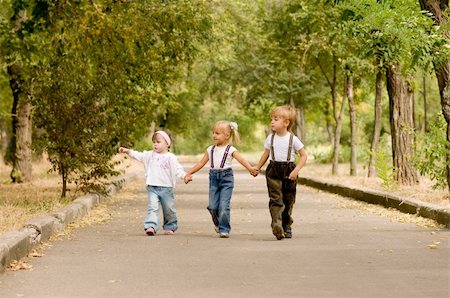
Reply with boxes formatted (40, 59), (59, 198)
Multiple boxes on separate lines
(270, 105), (296, 131)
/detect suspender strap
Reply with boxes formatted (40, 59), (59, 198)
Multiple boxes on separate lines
(270, 133), (275, 161)
(270, 133), (294, 162)
(220, 145), (231, 169)
(287, 133), (294, 162)
(210, 145), (216, 168)
(210, 145), (231, 169)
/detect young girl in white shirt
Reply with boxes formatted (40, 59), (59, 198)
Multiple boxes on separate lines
(184, 121), (258, 238)
(119, 130), (186, 236)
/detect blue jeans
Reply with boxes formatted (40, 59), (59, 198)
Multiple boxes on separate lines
(208, 168), (234, 233)
(145, 185), (177, 232)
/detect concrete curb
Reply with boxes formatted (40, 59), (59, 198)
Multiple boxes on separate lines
(0, 172), (138, 274)
(298, 177), (450, 228)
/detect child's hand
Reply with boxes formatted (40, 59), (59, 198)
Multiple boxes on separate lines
(118, 147), (129, 154)
(288, 170), (299, 181)
(249, 166), (259, 177)
(184, 174), (193, 184)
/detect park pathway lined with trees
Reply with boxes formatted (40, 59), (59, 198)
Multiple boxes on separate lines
(0, 167), (448, 297)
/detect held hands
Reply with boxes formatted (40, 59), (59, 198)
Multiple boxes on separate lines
(249, 166), (259, 177)
(184, 174), (193, 184)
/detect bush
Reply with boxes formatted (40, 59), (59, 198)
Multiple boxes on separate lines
(413, 113), (449, 189)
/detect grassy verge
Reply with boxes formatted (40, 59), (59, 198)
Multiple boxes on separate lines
(0, 160), (71, 234)
(0, 155), (133, 234)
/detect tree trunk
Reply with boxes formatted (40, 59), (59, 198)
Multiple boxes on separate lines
(7, 65), (32, 183)
(61, 164), (67, 198)
(0, 116), (8, 162)
(347, 74), (357, 176)
(325, 102), (335, 146)
(289, 96), (305, 141)
(422, 75), (429, 132)
(419, 0), (450, 189)
(385, 64), (419, 185)
(368, 70), (383, 177)
(296, 106), (305, 142)
(435, 61), (450, 190)
(330, 62), (343, 176)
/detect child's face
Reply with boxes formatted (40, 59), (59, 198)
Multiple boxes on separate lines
(271, 115), (289, 133)
(153, 134), (169, 153)
(212, 126), (230, 146)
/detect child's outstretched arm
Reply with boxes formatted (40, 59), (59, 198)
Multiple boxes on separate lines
(288, 148), (307, 180)
(184, 152), (209, 184)
(232, 151), (258, 176)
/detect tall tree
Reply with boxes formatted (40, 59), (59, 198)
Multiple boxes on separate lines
(31, 0), (212, 196)
(419, 0), (450, 189)
(346, 73), (357, 176)
(386, 64), (419, 184)
(340, 0), (435, 184)
(1, 0), (44, 182)
(368, 70), (384, 177)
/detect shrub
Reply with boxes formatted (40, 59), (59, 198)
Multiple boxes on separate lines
(413, 113), (449, 189)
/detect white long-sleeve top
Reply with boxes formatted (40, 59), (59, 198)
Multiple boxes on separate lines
(128, 150), (186, 188)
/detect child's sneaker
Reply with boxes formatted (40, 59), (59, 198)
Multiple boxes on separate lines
(219, 232), (229, 238)
(145, 227), (155, 236)
(164, 230), (175, 235)
(214, 226), (219, 233)
(284, 228), (292, 239)
(272, 226), (285, 240)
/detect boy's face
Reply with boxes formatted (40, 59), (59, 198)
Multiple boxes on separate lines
(271, 115), (289, 133)
(153, 134), (169, 153)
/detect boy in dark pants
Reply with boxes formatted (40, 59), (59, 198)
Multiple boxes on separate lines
(256, 105), (307, 240)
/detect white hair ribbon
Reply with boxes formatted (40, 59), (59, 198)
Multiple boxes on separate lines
(230, 122), (238, 131)
(155, 130), (171, 146)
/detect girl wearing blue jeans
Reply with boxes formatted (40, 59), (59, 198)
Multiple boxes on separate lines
(119, 130), (186, 236)
(184, 121), (258, 238)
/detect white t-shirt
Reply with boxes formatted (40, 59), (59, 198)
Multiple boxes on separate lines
(264, 132), (304, 162)
(206, 145), (237, 169)
(129, 150), (186, 187)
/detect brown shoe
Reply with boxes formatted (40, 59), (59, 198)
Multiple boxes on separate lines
(272, 226), (285, 240)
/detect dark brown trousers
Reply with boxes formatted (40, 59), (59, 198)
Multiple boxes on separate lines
(265, 161), (297, 231)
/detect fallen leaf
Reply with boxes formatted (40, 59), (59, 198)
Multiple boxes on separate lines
(29, 251), (44, 258)
(9, 260), (33, 271)
(427, 242), (441, 249)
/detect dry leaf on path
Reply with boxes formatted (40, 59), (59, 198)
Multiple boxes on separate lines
(427, 242), (441, 249)
(9, 260), (33, 271)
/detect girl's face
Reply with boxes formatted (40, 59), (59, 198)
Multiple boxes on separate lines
(153, 134), (169, 153)
(271, 115), (289, 133)
(212, 126), (230, 146)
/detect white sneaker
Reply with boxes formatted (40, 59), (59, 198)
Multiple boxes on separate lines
(219, 232), (229, 238)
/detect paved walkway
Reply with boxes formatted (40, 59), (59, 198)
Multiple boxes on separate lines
(0, 167), (448, 297)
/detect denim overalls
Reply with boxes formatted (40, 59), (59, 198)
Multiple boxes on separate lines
(207, 145), (234, 233)
(265, 133), (297, 235)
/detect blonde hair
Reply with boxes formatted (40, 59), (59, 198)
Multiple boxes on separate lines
(270, 105), (296, 131)
(212, 120), (241, 145)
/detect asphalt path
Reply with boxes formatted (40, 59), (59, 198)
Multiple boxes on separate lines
(0, 167), (448, 297)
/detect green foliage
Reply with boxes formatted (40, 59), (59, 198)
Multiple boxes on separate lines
(374, 142), (397, 191)
(27, 0), (212, 195)
(338, 0), (435, 72)
(413, 113), (449, 189)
